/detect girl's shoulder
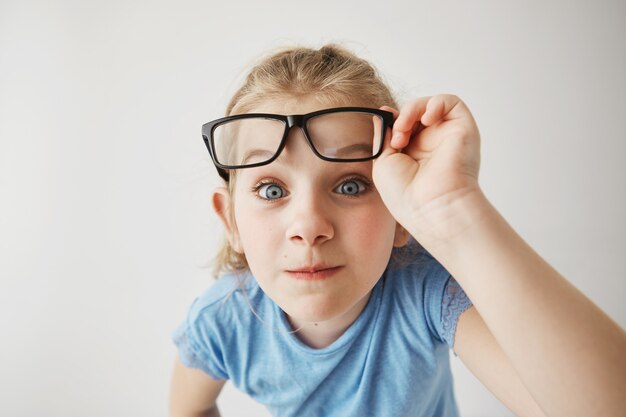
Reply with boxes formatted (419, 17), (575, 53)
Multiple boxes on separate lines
(387, 245), (451, 284)
(385, 245), (471, 349)
(172, 271), (260, 381)
(187, 270), (260, 323)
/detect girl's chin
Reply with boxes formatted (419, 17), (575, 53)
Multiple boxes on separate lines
(282, 300), (348, 324)
(277, 289), (372, 326)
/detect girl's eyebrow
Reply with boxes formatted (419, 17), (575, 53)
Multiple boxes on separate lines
(325, 143), (371, 158)
(240, 149), (276, 165)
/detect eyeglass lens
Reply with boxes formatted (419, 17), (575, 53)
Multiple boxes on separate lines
(212, 111), (384, 167)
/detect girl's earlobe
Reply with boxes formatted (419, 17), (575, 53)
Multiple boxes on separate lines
(393, 223), (410, 247)
(211, 187), (244, 253)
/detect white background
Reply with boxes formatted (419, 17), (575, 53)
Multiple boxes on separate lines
(1, 0), (624, 416)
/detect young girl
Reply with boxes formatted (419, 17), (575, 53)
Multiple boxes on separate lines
(169, 44), (626, 417)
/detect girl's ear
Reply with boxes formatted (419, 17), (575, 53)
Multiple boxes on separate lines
(211, 187), (244, 254)
(393, 223), (410, 247)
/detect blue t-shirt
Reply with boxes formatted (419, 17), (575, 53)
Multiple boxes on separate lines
(171, 247), (473, 417)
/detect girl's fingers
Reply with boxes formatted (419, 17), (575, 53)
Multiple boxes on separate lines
(421, 94), (465, 126)
(391, 97), (432, 149)
(372, 112), (394, 159)
(380, 105), (399, 120)
(391, 94), (466, 149)
(375, 105), (399, 157)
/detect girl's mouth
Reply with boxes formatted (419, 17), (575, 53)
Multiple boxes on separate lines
(286, 266), (344, 281)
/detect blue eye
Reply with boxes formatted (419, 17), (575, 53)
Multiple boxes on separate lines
(258, 183), (285, 200)
(336, 179), (367, 196)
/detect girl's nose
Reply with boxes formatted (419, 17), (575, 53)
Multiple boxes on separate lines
(284, 193), (334, 247)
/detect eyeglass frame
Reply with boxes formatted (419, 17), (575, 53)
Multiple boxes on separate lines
(201, 106), (396, 181)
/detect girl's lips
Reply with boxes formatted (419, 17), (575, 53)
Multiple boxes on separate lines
(286, 266), (343, 281)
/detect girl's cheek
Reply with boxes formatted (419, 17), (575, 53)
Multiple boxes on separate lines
(239, 204), (287, 238)
(348, 207), (394, 242)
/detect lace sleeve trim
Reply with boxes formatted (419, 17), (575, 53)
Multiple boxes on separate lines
(441, 276), (473, 356)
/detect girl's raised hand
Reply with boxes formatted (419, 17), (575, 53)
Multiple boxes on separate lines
(372, 94), (483, 236)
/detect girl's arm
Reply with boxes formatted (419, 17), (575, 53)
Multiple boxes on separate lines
(417, 188), (626, 417)
(373, 95), (626, 416)
(455, 305), (547, 417)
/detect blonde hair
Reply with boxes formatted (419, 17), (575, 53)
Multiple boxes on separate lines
(210, 43), (420, 278)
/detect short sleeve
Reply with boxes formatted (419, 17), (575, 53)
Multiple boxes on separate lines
(415, 248), (474, 356)
(171, 278), (236, 380)
(440, 276), (473, 356)
(170, 298), (230, 381)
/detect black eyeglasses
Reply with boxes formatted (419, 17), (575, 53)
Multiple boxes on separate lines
(202, 107), (395, 181)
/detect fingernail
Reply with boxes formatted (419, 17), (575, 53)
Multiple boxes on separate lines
(392, 133), (401, 144)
